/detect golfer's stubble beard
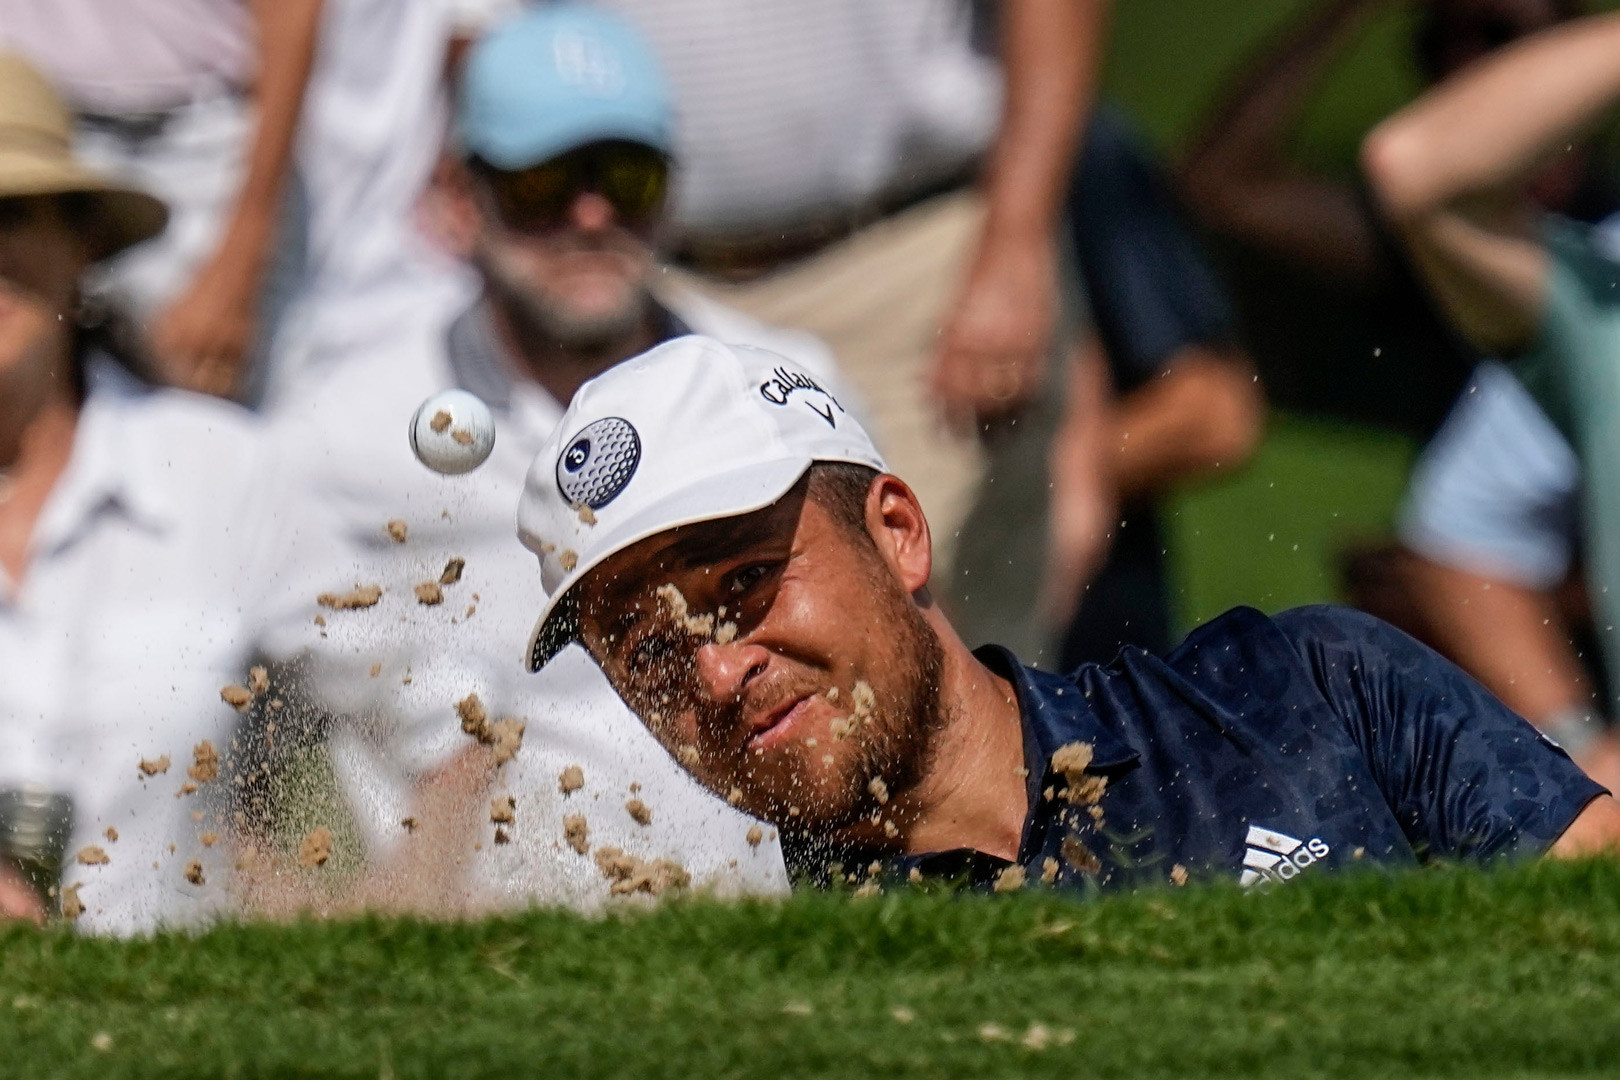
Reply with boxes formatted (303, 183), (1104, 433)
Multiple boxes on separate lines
(686, 561), (950, 837)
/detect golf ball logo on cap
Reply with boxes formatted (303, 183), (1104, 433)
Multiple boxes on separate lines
(556, 417), (640, 510)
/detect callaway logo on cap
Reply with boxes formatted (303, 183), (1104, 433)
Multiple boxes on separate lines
(517, 335), (886, 671)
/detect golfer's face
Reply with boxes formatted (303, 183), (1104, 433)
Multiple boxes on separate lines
(576, 486), (896, 825)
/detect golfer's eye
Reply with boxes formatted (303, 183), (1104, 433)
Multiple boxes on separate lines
(725, 561), (774, 596)
(631, 630), (681, 669)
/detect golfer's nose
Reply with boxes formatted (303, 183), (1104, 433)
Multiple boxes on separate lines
(694, 640), (768, 703)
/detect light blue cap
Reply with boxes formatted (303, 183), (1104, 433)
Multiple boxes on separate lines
(459, 3), (673, 170)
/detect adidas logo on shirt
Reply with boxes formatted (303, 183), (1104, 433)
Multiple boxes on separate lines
(1239, 824), (1330, 887)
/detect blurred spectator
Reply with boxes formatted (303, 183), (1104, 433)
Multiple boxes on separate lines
(284, 6), (865, 910)
(1185, 0), (1619, 767)
(1362, 10), (1620, 784)
(0, 0), (323, 402)
(1182, 0), (1610, 435)
(1026, 108), (1264, 669)
(456, 0), (1103, 660)
(0, 56), (350, 934)
(258, 0), (478, 414)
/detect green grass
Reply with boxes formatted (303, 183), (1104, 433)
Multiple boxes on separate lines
(6, 859), (1620, 1077)
(1167, 413), (1416, 630)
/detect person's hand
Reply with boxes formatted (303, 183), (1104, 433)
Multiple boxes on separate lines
(150, 248), (262, 399)
(0, 863), (46, 926)
(1040, 341), (1119, 629)
(931, 227), (1058, 431)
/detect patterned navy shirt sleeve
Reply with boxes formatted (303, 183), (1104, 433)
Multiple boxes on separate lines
(1269, 605), (1606, 860)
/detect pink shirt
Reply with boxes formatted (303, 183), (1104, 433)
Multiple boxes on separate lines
(0, 0), (255, 113)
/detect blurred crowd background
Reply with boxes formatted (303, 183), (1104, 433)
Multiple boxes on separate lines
(4, 0), (1620, 929)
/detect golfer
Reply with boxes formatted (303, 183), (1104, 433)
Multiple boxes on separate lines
(517, 336), (1620, 891)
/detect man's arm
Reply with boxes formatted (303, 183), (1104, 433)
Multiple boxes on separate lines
(1361, 13), (1620, 355)
(151, 0), (324, 398)
(932, 0), (1106, 428)
(1181, 0), (1388, 283)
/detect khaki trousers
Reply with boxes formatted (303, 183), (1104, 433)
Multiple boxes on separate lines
(669, 190), (1071, 663)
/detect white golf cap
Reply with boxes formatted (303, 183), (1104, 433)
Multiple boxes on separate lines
(518, 335), (887, 671)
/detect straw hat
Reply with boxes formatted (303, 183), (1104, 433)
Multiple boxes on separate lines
(0, 53), (167, 259)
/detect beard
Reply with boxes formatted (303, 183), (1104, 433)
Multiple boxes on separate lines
(478, 241), (649, 354)
(691, 569), (949, 835)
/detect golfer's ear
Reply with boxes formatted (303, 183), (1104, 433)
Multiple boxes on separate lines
(867, 474), (932, 594)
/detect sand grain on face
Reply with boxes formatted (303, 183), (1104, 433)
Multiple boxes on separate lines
(298, 827), (333, 868)
(439, 558), (465, 585)
(867, 776), (890, 805)
(558, 765), (585, 794)
(563, 815), (589, 854)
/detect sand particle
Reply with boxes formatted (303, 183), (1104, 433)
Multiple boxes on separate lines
(746, 825), (763, 847)
(200, 832), (219, 848)
(558, 765), (585, 794)
(90, 1032), (112, 1053)
(414, 581), (444, 605)
(317, 584), (383, 611)
(558, 550), (579, 572)
(103, 827), (118, 843)
(220, 684), (253, 712)
(248, 666), (269, 695)
(564, 815), (589, 854)
(60, 883), (83, 922)
(714, 621), (738, 645)
(188, 740), (219, 784)
(298, 827), (333, 868)
(1170, 864), (1189, 886)
(401, 817), (418, 833)
(139, 755), (170, 776)
(575, 502), (597, 525)
(593, 846), (689, 896)
(494, 827), (511, 845)
(726, 787), (744, 807)
(451, 428), (474, 445)
(676, 743), (700, 768)
(385, 520), (408, 543)
(891, 1006), (915, 1023)
(992, 865), (1026, 893)
(867, 776), (890, 805)
(369, 663), (382, 678)
(490, 795), (516, 825)
(883, 819), (899, 839)
(781, 1002), (813, 1017)
(75, 846), (109, 866)
(430, 410), (452, 433)
(184, 860), (205, 886)
(1041, 856), (1060, 884)
(1061, 834), (1101, 875)
(176, 781), (198, 797)
(625, 798), (652, 826)
(439, 558), (466, 585)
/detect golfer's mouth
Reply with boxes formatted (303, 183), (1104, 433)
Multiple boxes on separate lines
(748, 694), (814, 752)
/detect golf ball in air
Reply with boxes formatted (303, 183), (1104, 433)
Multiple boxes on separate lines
(409, 389), (496, 474)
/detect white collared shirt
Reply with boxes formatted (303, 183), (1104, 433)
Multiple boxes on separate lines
(0, 362), (348, 935)
(280, 287), (852, 907)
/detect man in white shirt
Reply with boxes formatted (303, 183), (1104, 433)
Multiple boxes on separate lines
(287, 6), (845, 910)
(0, 55), (351, 935)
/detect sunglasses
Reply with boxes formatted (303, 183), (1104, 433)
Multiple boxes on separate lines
(475, 141), (669, 232)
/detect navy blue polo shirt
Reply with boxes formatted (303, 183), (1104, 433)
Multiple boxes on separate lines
(796, 605), (1605, 892)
